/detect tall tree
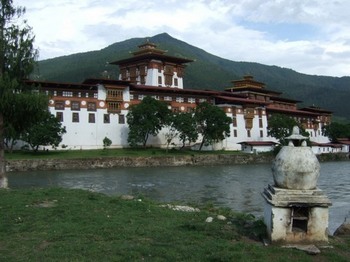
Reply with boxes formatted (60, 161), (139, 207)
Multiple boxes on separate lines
(127, 96), (171, 147)
(0, 1), (47, 180)
(195, 102), (231, 150)
(21, 111), (66, 152)
(267, 114), (308, 145)
(172, 112), (198, 149)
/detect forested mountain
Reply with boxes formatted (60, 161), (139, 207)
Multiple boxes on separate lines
(34, 33), (350, 121)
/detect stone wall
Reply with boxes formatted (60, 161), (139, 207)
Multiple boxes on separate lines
(5, 153), (348, 172)
(6, 154), (274, 172)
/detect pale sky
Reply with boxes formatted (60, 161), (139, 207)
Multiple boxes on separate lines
(14, 0), (350, 77)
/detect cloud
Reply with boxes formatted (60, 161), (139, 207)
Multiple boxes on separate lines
(13, 0), (350, 77)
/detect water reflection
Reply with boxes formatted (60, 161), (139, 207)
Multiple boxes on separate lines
(8, 162), (350, 234)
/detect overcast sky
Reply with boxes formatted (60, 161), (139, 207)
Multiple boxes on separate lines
(14, 0), (350, 77)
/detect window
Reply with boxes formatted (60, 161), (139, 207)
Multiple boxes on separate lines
(291, 207), (309, 233)
(158, 76), (162, 85)
(88, 113), (95, 123)
(138, 95), (145, 100)
(56, 112), (63, 122)
(233, 129), (237, 137)
(174, 78), (178, 86)
(260, 130), (264, 138)
(232, 117), (237, 127)
(164, 96), (172, 101)
(63, 91), (73, 97)
(104, 114), (110, 123)
(72, 112), (79, 123)
(152, 95), (159, 100)
(259, 118), (263, 128)
(107, 89), (123, 99)
(119, 114), (125, 124)
(129, 94), (134, 100)
(87, 102), (96, 111)
(247, 129), (251, 137)
(199, 98), (207, 103)
(108, 102), (121, 112)
(188, 97), (196, 103)
(176, 97), (184, 103)
(71, 101), (80, 111)
(55, 101), (65, 110)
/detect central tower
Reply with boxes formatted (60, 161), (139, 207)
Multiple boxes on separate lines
(110, 40), (193, 89)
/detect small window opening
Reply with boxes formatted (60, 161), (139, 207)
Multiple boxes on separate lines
(291, 207), (309, 233)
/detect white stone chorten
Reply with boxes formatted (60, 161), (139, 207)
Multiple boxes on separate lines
(262, 126), (331, 243)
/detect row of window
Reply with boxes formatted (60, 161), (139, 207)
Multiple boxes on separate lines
(130, 94), (206, 104)
(232, 117), (264, 128)
(158, 76), (178, 86)
(55, 101), (97, 111)
(232, 129), (265, 138)
(46, 90), (98, 98)
(56, 112), (125, 124)
(107, 90), (123, 98)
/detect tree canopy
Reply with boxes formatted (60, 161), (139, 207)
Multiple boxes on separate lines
(0, 0), (48, 176)
(127, 96), (171, 147)
(172, 112), (198, 149)
(194, 102), (231, 150)
(322, 122), (350, 142)
(267, 114), (308, 145)
(21, 111), (66, 152)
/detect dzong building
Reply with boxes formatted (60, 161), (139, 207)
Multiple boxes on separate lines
(27, 41), (341, 154)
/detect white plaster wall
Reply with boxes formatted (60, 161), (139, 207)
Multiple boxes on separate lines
(308, 207), (329, 241)
(145, 68), (160, 86)
(97, 84), (106, 100)
(264, 204), (291, 242)
(50, 107), (129, 150)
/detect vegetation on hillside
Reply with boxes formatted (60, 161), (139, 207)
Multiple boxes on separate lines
(34, 33), (350, 121)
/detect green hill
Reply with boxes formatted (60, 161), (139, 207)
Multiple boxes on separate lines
(34, 33), (350, 121)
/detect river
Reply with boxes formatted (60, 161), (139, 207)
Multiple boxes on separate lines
(7, 161), (350, 235)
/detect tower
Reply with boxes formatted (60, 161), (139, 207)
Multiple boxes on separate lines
(110, 40), (193, 89)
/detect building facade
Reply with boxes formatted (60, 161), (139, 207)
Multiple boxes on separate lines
(27, 41), (336, 153)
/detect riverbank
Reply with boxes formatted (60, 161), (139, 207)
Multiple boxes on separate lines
(1, 187), (348, 261)
(5, 151), (349, 172)
(6, 153), (273, 172)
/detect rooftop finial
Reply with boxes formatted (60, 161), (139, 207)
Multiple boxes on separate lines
(286, 126), (308, 146)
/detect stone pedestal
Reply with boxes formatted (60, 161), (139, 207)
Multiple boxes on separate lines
(262, 185), (331, 243)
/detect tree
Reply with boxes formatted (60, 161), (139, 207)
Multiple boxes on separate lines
(103, 136), (112, 149)
(3, 122), (19, 153)
(322, 122), (350, 142)
(172, 112), (198, 149)
(127, 96), (171, 147)
(1, 1), (48, 178)
(267, 114), (308, 145)
(194, 102), (231, 150)
(21, 111), (66, 152)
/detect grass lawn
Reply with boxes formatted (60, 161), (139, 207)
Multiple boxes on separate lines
(5, 148), (245, 160)
(0, 188), (349, 261)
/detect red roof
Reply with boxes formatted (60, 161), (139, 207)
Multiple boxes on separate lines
(214, 95), (270, 106)
(238, 141), (278, 146)
(310, 142), (343, 148)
